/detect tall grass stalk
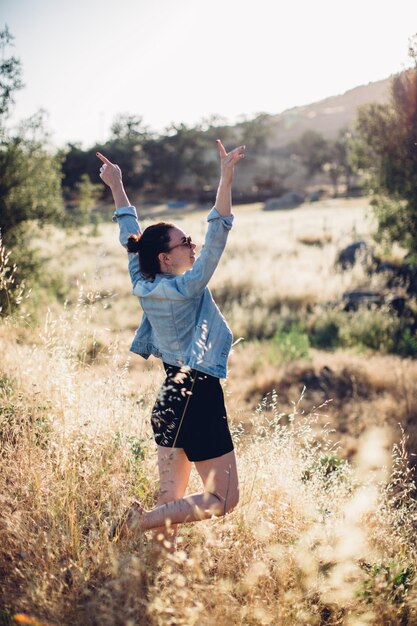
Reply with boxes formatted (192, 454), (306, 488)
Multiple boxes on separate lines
(0, 235), (28, 316)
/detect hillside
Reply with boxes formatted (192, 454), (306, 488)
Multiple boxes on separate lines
(268, 76), (391, 147)
(230, 76), (392, 192)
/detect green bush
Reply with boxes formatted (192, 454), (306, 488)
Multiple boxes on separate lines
(340, 306), (397, 352)
(308, 306), (416, 356)
(272, 322), (310, 363)
(309, 310), (343, 350)
(395, 327), (417, 358)
(359, 560), (415, 606)
(64, 174), (102, 229)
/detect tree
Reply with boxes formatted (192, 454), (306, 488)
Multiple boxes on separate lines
(142, 123), (213, 197)
(0, 111), (64, 315)
(0, 27), (64, 313)
(322, 130), (354, 196)
(237, 113), (270, 153)
(69, 174), (102, 228)
(105, 113), (150, 189)
(0, 111), (64, 244)
(353, 34), (417, 256)
(61, 143), (102, 192)
(289, 130), (330, 177)
(0, 27), (64, 244)
(0, 25), (24, 119)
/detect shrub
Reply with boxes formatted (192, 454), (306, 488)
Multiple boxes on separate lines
(272, 322), (310, 363)
(359, 560), (415, 606)
(396, 327), (417, 358)
(309, 309), (343, 350)
(0, 234), (28, 316)
(340, 306), (397, 352)
(309, 306), (407, 354)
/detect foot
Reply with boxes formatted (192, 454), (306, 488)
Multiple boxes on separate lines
(109, 500), (144, 542)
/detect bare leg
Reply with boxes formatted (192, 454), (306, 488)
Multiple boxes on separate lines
(152, 446), (192, 549)
(194, 449), (239, 515)
(140, 450), (239, 529)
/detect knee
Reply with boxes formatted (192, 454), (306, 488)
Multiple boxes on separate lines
(210, 487), (239, 517)
(225, 487), (239, 514)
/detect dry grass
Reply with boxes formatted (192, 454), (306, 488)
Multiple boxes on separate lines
(29, 198), (375, 338)
(226, 346), (417, 461)
(1, 315), (416, 626)
(1, 198), (417, 625)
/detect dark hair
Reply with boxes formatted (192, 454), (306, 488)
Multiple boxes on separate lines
(127, 222), (175, 278)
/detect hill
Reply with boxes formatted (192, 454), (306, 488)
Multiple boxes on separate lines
(230, 76), (392, 193)
(267, 76), (391, 147)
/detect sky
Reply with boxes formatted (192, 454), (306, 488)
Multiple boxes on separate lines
(2, 0), (417, 148)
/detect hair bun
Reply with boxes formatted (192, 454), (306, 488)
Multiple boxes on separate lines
(127, 233), (142, 253)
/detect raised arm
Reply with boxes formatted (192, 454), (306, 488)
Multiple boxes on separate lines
(170, 142), (246, 299)
(214, 140), (246, 216)
(97, 152), (142, 287)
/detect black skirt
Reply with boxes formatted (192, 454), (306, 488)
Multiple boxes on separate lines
(151, 363), (234, 462)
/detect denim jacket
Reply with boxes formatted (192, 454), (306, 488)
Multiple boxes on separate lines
(113, 205), (234, 378)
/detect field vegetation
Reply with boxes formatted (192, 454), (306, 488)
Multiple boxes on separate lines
(1, 198), (417, 626)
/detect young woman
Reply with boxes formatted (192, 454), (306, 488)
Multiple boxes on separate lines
(97, 140), (245, 547)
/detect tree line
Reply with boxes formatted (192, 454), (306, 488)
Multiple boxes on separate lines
(61, 117), (355, 204)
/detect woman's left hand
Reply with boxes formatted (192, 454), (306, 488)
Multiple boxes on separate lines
(216, 140), (246, 184)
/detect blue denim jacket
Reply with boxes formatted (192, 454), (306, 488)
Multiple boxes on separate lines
(113, 205), (234, 378)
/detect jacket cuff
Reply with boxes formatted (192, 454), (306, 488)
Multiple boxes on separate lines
(207, 206), (234, 229)
(112, 205), (138, 222)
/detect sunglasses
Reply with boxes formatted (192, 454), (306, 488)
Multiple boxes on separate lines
(168, 236), (194, 251)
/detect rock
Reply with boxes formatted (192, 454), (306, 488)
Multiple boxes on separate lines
(263, 192), (304, 210)
(376, 262), (417, 296)
(166, 200), (188, 209)
(308, 191), (321, 202)
(393, 264), (417, 296)
(387, 296), (406, 316)
(342, 289), (385, 311)
(345, 185), (365, 197)
(336, 240), (371, 269)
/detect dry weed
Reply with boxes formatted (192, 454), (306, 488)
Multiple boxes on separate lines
(1, 309), (416, 625)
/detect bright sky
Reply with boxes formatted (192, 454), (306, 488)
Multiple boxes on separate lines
(2, 0), (417, 148)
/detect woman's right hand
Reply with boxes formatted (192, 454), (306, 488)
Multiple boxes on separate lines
(213, 140), (246, 216)
(97, 152), (123, 189)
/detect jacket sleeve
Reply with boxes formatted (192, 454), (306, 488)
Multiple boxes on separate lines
(174, 207), (233, 298)
(112, 205), (143, 289)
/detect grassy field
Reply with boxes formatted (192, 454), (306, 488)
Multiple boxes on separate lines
(1, 198), (416, 626)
